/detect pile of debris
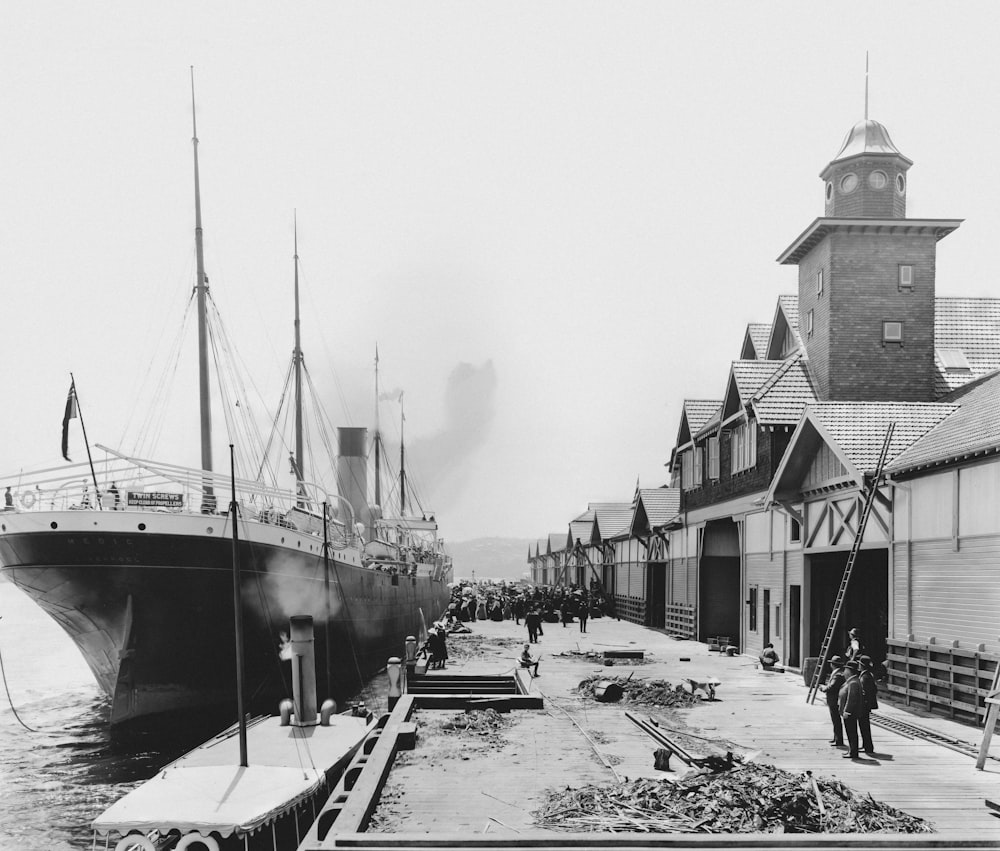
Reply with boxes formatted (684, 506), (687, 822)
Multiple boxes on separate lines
(576, 675), (699, 708)
(535, 762), (933, 834)
(445, 634), (522, 662)
(440, 709), (512, 739)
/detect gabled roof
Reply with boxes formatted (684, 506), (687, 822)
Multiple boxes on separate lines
(675, 399), (723, 448)
(768, 401), (957, 503)
(890, 370), (1000, 475)
(590, 502), (633, 542)
(934, 297), (1000, 396)
(629, 487), (680, 537)
(741, 323), (772, 360)
(765, 295), (801, 360)
(569, 516), (597, 548)
(749, 353), (817, 426)
(723, 360), (784, 421)
(547, 531), (570, 554)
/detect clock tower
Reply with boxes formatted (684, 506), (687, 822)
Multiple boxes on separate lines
(778, 117), (961, 403)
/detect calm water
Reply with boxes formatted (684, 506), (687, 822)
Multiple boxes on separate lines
(0, 580), (386, 850)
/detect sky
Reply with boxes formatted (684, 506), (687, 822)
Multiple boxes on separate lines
(2, 2), (1000, 543)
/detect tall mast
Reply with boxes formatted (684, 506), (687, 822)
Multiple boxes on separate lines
(399, 392), (406, 516)
(374, 346), (381, 510)
(191, 68), (214, 503)
(293, 212), (305, 507)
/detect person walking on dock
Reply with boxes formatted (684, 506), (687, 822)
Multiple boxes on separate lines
(525, 607), (541, 643)
(822, 655), (846, 747)
(858, 655), (879, 755)
(838, 660), (863, 759)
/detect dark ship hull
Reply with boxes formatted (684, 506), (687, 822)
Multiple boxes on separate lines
(0, 508), (450, 728)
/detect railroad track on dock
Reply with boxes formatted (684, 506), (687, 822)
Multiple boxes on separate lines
(870, 711), (998, 762)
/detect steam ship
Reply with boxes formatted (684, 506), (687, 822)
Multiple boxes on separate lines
(0, 79), (451, 730)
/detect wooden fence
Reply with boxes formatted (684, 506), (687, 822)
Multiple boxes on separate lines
(665, 602), (696, 639)
(885, 637), (1000, 725)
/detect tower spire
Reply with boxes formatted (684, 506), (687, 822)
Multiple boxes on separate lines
(864, 51), (869, 121)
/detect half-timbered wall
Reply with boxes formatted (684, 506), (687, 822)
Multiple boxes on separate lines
(803, 487), (891, 550)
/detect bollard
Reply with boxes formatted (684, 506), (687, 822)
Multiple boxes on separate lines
(404, 635), (417, 676)
(387, 656), (403, 710)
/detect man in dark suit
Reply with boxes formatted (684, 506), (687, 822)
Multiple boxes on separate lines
(838, 660), (863, 759)
(823, 655), (847, 747)
(525, 608), (541, 643)
(858, 655), (879, 754)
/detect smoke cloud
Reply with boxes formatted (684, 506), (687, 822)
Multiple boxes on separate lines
(406, 360), (497, 510)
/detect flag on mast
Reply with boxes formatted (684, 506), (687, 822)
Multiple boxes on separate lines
(61, 380), (78, 461)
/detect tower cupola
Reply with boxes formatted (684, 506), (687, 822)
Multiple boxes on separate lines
(820, 119), (912, 218)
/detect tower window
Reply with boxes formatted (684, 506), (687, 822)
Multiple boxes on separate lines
(883, 321), (903, 344)
(806, 309), (814, 338)
(896, 173), (906, 195)
(840, 173), (859, 194)
(869, 170), (888, 190)
(816, 268), (824, 296)
(898, 264), (914, 291)
(825, 182), (833, 203)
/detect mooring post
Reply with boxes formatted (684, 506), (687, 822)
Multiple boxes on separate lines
(404, 635), (417, 677)
(387, 656), (403, 710)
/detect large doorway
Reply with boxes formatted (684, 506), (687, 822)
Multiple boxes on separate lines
(806, 549), (888, 664)
(788, 585), (801, 667)
(646, 562), (666, 628)
(698, 519), (740, 643)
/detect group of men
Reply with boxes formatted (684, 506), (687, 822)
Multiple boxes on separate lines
(823, 628), (879, 759)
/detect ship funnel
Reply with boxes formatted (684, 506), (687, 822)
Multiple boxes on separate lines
(337, 427), (370, 539)
(289, 615), (318, 726)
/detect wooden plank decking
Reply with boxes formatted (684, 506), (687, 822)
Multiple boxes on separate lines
(302, 616), (1000, 847)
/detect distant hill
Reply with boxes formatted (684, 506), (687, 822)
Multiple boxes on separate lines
(445, 537), (534, 581)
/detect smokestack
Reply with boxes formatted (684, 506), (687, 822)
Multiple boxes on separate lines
(290, 615), (318, 725)
(337, 427), (369, 538)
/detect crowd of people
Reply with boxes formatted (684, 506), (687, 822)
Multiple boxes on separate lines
(444, 579), (615, 631)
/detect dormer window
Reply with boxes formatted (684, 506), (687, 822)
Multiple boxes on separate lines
(898, 264), (914, 292)
(816, 268), (824, 296)
(938, 347), (971, 372)
(883, 321), (903, 344)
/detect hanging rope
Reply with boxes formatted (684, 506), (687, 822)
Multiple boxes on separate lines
(0, 616), (60, 735)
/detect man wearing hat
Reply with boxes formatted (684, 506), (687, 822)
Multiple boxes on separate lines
(823, 655), (847, 747)
(845, 627), (864, 661)
(858, 655), (879, 754)
(838, 660), (864, 758)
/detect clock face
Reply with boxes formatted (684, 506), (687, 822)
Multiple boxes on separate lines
(869, 170), (888, 190)
(840, 173), (859, 194)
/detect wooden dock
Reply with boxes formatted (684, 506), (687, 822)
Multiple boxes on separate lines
(298, 615), (1000, 848)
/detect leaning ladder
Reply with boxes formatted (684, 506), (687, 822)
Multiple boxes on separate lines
(806, 422), (895, 705)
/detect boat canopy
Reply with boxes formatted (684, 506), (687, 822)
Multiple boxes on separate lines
(92, 764), (323, 839)
(92, 714), (372, 840)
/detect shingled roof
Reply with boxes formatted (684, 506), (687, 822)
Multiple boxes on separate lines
(764, 295), (802, 359)
(724, 360), (784, 420)
(768, 401), (957, 502)
(749, 353), (817, 426)
(547, 531), (569, 554)
(636, 487), (680, 528)
(676, 399), (723, 447)
(889, 370), (1000, 474)
(590, 502), (634, 541)
(742, 322), (772, 360)
(807, 402), (957, 474)
(934, 297), (1000, 396)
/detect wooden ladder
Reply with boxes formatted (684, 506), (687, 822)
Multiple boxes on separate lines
(806, 422), (895, 705)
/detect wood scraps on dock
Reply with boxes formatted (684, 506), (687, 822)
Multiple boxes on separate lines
(575, 674), (701, 708)
(534, 761), (935, 834)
